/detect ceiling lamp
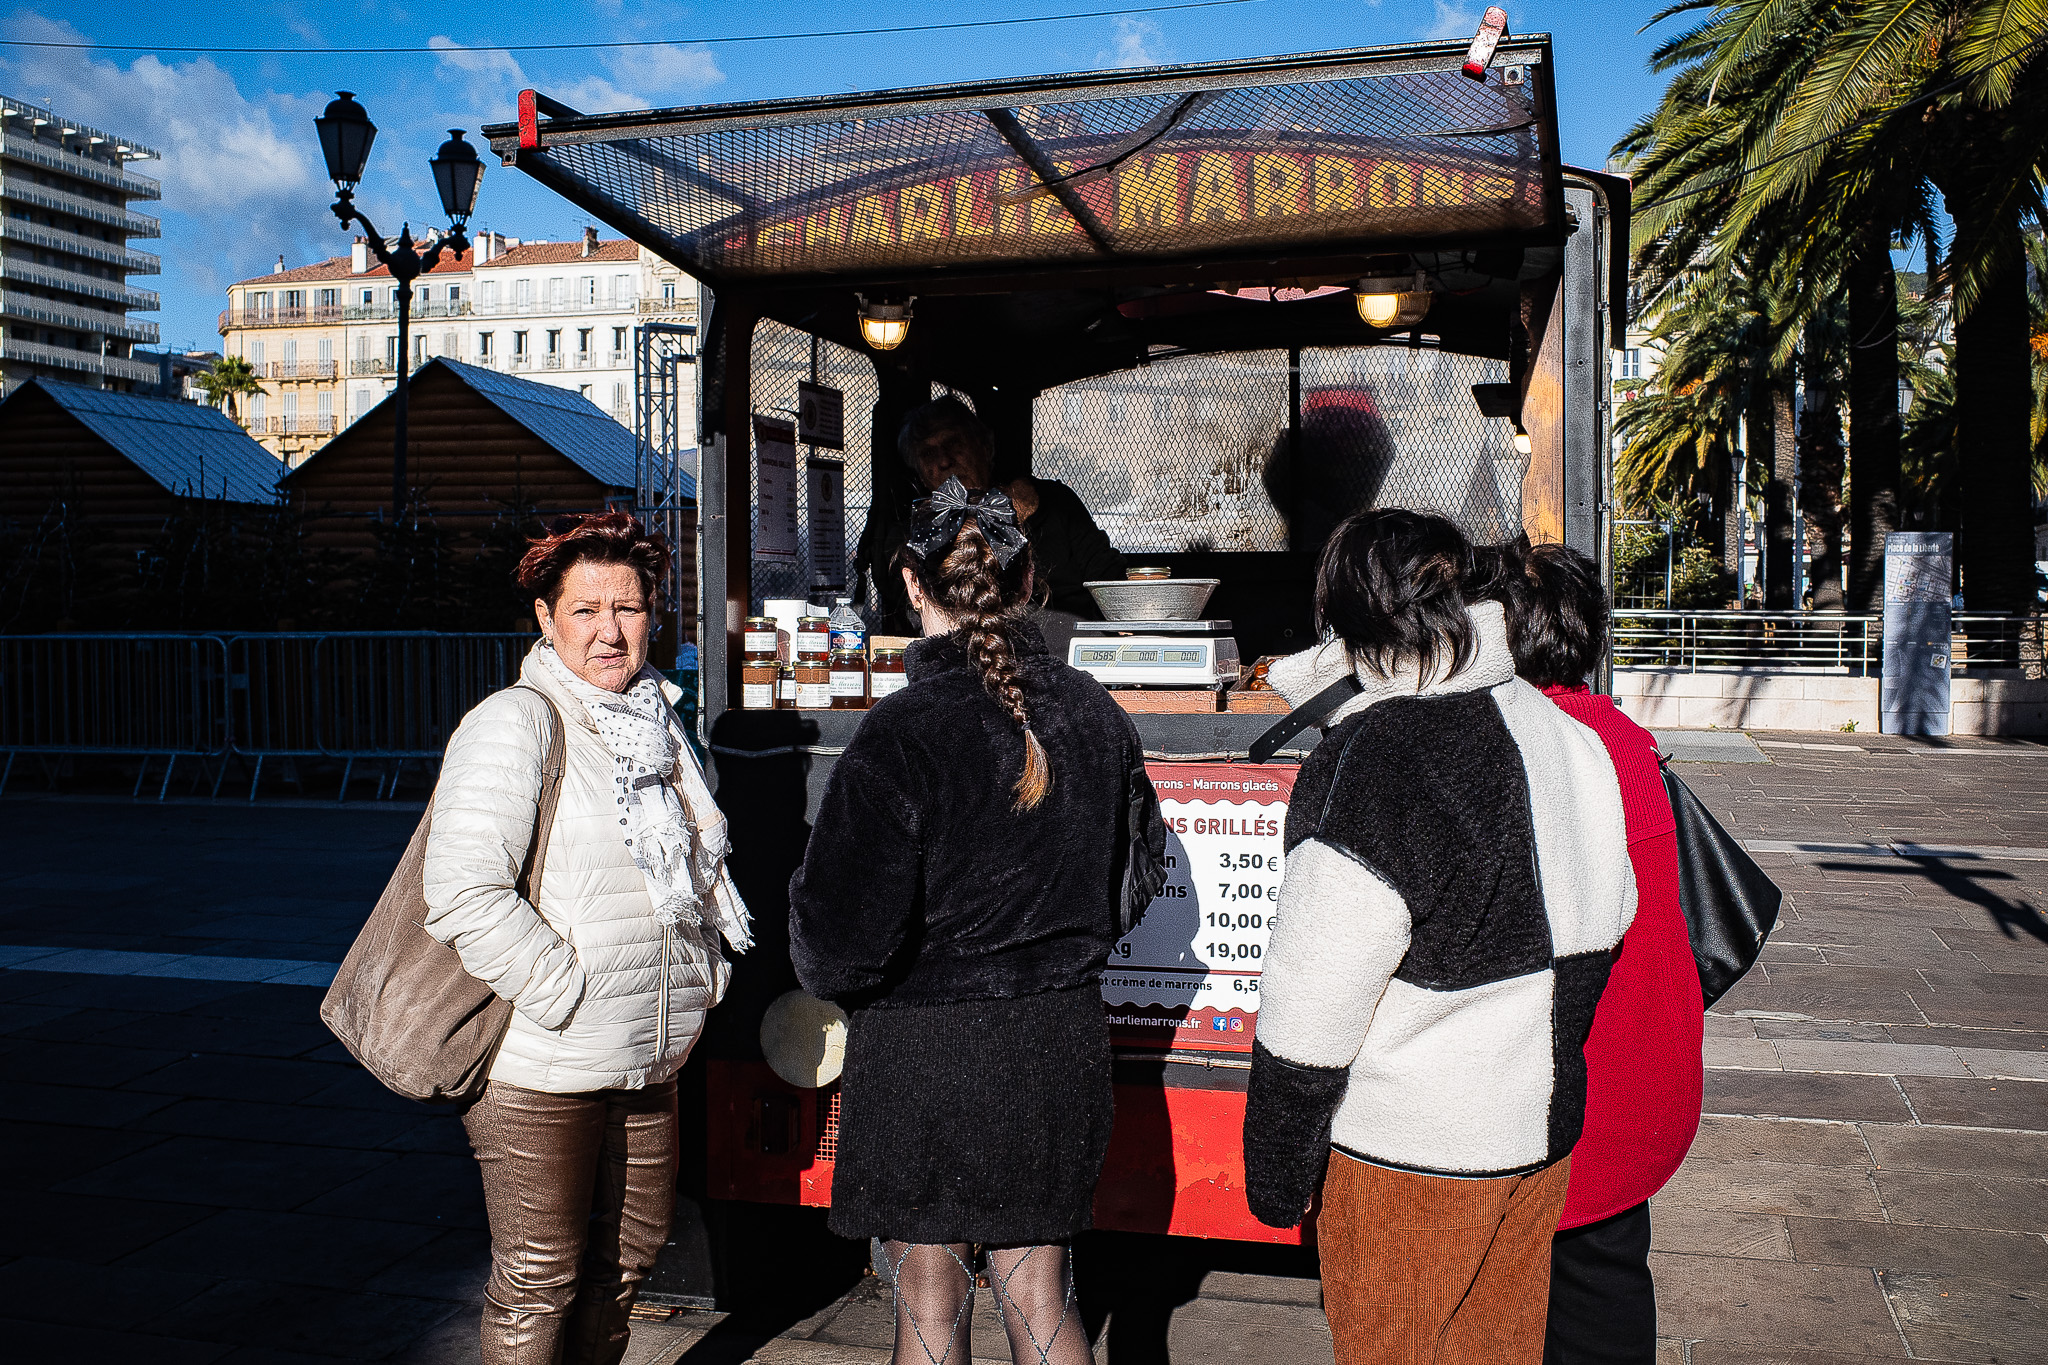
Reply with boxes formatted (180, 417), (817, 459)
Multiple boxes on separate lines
(857, 294), (914, 351)
(1353, 269), (1433, 328)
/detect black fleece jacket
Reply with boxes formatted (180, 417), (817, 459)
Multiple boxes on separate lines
(789, 623), (1166, 1009)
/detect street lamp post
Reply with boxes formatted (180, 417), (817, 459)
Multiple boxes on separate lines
(313, 92), (484, 517)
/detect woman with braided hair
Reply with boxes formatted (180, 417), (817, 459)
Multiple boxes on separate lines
(790, 478), (1167, 1365)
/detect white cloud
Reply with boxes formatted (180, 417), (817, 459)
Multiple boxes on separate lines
(1424, 1), (1481, 40)
(429, 35), (720, 116)
(0, 11), (333, 340)
(1099, 17), (1167, 70)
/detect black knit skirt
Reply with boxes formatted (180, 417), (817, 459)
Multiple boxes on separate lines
(827, 982), (1113, 1246)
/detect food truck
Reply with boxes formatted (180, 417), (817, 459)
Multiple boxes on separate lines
(484, 28), (1624, 1298)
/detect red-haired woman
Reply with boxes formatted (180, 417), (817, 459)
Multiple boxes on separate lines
(790, 479), (1166, 1365)
(422, 511), (750, 1365)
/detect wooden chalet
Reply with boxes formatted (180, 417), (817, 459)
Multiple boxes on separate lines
(283, 357), (696, 609)
(0, 379), (281, 558)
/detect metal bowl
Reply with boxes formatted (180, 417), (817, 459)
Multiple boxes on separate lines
(1085, 578), (1220, 621)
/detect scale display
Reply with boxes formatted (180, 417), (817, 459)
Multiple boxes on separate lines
(1102, 762), (1297, 1054)
(1068, 635), (1241, 685)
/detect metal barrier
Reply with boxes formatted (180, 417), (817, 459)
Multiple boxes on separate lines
(3, 631), (535, 801)
(0, 634), (229, 797)
(1614, 611), (2041, 676)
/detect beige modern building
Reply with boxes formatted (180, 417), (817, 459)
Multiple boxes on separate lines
(224, 230), (694, 465)
(1, 93), (164, 395)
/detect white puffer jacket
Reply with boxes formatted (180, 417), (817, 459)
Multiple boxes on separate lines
(422, 647), (733, 1093)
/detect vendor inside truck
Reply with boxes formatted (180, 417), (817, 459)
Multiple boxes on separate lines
(866, 395), (1127, 636)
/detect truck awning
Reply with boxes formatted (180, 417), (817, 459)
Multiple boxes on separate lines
(482, 37), (1565, 291)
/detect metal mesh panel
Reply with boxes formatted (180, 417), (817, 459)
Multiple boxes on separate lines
(516, 52), (1551, 281)
(748, 319), (879, 607)
(1034, 352), (1288, 552)
(1298, 347), (1524, 542)
(1033, 346), (1523, 553)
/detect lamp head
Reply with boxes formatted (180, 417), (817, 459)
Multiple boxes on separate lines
(857, 294), (913, 351)
(430, 130), (485, 225)
(1353, 266), (1433, 329)
(315, 91), (377, 193)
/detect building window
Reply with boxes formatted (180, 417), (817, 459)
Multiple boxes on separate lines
(579, 384), (593, 399)
(355, 386), (373, 418)
(1619, 349), (1643, 380)
(517, 279), (533, 308)
(577, 328), (593, 355)
(250, 393), (267, 423)
(478, 332), (494, 359)
(613, 274), (630, 303)
(513, 330), (529, 356)
(360, 288), (374, 306)
(448, 285), (462, 304)
(413, 334), (427, 365)
(386, 334), (400, 368)
(284, 289), (304, 311)
(317, 337), (332, 363)
(580, 276), (597, 305)
(317, 288), (337, 308)
(354, 335), (368, 362)
(284, 338), (298, 367)
(282, 392), (298, 420)
(547, 278), (565, 307)
(662, 280), (676, 302)
(612, 326), (627, 354)
(249, 291), (271, 315)
(612, 381), (627, 413)
(547, 329), (561, 354)
(251, 340), (266, 365)
(482, 280), (499, 309)
(317, 391), (332, 419)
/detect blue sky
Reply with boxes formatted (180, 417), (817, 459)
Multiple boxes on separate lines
(2, 1), (1678, 351)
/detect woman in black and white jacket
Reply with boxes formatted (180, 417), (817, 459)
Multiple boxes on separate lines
(1244, 509), (1635, 1365)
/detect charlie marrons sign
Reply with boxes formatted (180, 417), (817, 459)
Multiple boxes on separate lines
(1103, 763), (1297, 1054)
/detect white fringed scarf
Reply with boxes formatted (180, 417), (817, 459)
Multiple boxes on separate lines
(539, 645), (753, 952)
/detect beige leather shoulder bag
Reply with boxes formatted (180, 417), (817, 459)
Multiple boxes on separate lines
(321, 688), (567, 1104)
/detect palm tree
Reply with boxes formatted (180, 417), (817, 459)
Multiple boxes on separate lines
(1637, 0), (2048, 610)
(195, 356), (262, 423)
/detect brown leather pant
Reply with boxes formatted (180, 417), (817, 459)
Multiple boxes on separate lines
(462, 1078), (678, 1365)
(1318, 1150), (1573, 1365)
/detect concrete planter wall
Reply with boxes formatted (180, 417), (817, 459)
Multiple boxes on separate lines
(1612, 669), (2048, 736)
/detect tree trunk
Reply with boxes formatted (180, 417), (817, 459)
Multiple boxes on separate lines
(1799, 319), (1847, 612)
(1950, 207), (2034, 613)
(1763, 376), (1799, 608)
(1846, 220), (1900, 612)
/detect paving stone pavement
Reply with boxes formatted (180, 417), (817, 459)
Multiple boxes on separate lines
(1, 730), (2042, 1363)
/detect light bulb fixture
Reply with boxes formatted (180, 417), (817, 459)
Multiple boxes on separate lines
(1512, 426), (1534, 456)
(1353, 269), (1433, 328)
(857, 294), (913, 351)
(430, 130), (485, 226)
(315, 91), (377, 195)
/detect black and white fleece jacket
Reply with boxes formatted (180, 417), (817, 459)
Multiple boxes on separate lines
(1242, 601), (1636, 1228)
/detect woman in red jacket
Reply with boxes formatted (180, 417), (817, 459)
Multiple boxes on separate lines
(1486, 541), (1704, 1365)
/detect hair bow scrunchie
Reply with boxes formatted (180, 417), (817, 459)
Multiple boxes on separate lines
(906, 476), (1028, 568)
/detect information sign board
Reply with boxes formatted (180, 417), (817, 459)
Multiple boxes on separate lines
(753, 416), (799, 563)
(1881, 531), (1952, 736)
(807, 457), (846, 589)
(1103, 762), (1296, 1054)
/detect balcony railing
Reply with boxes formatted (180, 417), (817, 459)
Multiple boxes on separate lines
(636, 297), (697, 317)
(221, 305), (346, 330)
(2, 134), (161, 199)
(1612, 610), (2041, 677)
(262, 360), (337, 380)
(340, 299), (472, 322)
(1, 291), (159, 343)
(607, 349), (628, 366)
(348, 358), (392, 376)
(0, 217), (160, 273)
(247, 414), (338, 436)
(0, 256), (158, 309)
(511, 354), (533, 370)
(0, 335), (159, 382)
(571, 351), (595, 368)
(470, 297), (637, 318)
(542, 354), (563, 369)
(0, 175), (161, 237)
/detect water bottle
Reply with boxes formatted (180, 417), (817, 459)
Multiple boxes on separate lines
(828, 597), (867, 655)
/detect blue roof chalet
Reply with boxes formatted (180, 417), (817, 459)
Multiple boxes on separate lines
(2, 379), (281, 505)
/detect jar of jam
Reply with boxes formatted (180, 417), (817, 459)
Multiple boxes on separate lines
(869, 648), (907, 700)
(829, 649), (868, 709)
(795, 659), (833, 710)
(775, 661), (797, 709)
(743, 616), (779, 662)
(796, 614), (831, 662)
(741, 657), (777, 710)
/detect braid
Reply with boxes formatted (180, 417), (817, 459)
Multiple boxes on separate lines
(937, 520), (1053, 812)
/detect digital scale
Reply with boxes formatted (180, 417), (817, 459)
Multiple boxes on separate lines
(1068, 620), (1241, 688)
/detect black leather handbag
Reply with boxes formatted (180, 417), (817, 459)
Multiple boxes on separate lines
(1662, 766), (1783, 1006)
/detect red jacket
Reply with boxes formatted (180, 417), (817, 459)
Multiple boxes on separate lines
(1543, 685), (1703, 1228)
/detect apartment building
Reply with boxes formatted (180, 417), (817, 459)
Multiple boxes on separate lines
(0, 94), (164, 396)
(221, 243), (474, 465)
(224, 229), (695, 465)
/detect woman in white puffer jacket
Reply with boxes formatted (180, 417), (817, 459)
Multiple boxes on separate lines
(422, 511), (748, 1365)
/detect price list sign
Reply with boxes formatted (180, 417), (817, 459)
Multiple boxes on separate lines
(1102, 762), (1297, 1054)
